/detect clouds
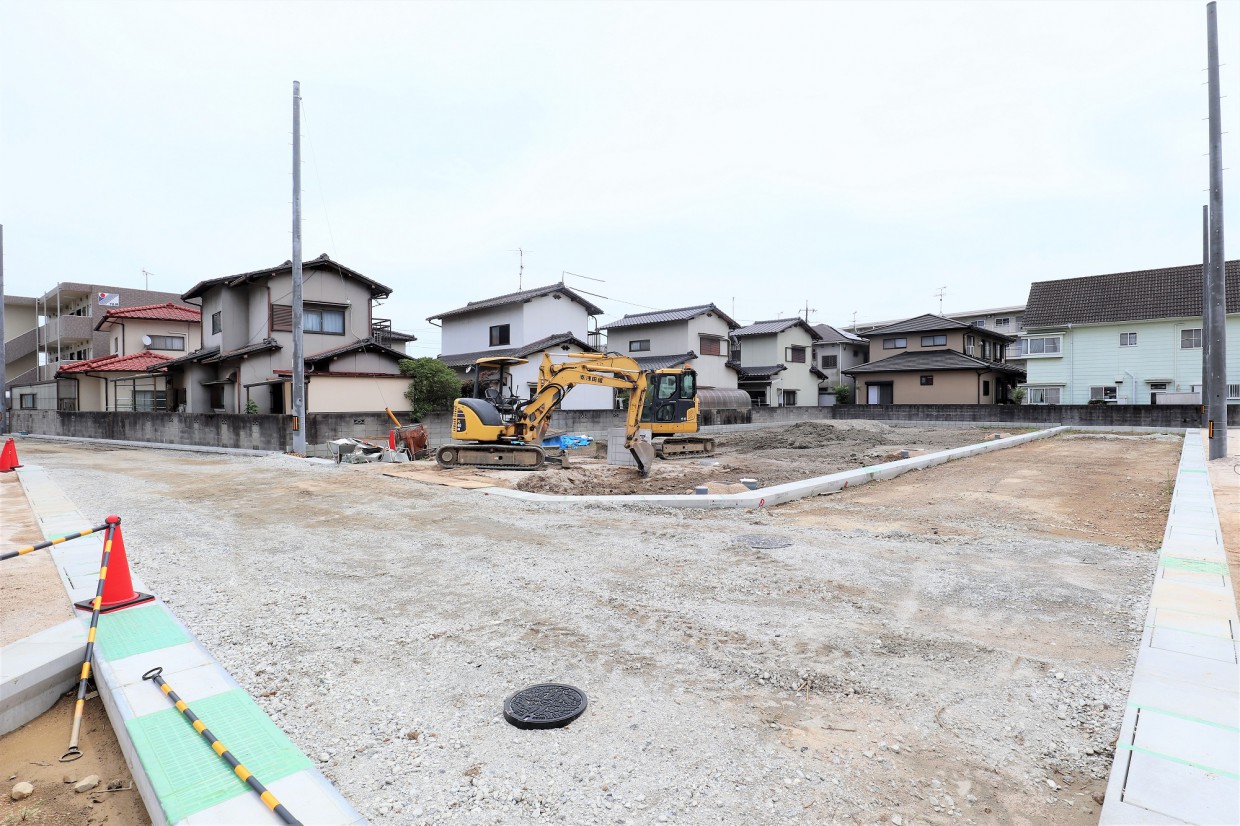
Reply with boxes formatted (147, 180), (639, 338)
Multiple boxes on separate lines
(2, 0), (1235, 355)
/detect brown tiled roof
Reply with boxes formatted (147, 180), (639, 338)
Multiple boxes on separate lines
(1023, 260), (1240, 327)
(94, 302), (200, 330)
(57, 352), (173, 375)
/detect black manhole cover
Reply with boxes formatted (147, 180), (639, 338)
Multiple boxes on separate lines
(503, 683), (588, 729)
(739, 535), (793, 549)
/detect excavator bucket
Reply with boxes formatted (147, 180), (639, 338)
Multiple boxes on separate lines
(629, 439), (657, 477)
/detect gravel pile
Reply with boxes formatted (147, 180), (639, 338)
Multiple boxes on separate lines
(29, 442), (1157, 825)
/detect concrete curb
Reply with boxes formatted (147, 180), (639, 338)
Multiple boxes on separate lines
(0, 618), (86, 736)
(481, 426), (1069, 508)
(1099, 430), (1239, 825)
(15, 463), (367, 826)
(9, 433), (276, 456)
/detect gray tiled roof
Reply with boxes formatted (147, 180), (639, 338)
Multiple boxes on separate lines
(437, 332), (593, 369)
(204, 339), (282, 363)
(305, 338), (408, 364)
(732, 364), (788, 380)
(428, 284), (604, 321)
(602, 304), (739, 331)
(149, 345), (220, 371)
(843, 349), (1025, 375)
(732, 318), (823, 340)
(1023, 260), (1240, 327)
(183, 254), (392, 300)
(865, 314), (973, 336)
(811, 323), (867, 344)
(633, 351), (698, 371)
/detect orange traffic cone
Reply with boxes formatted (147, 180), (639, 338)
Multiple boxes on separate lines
(73, 517), (155, 614)
(0, 438), (21, 472)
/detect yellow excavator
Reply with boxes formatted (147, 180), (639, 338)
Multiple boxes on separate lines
(435, 352), (702, 475)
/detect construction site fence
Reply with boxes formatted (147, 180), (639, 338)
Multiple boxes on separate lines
(6, 404), (1234, 456)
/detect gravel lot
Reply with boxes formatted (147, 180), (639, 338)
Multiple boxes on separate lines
(15, 431), (1179, 826)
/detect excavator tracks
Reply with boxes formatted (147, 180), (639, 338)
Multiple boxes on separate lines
(436, 444), (546, 471)
(654, 436), (716, 459)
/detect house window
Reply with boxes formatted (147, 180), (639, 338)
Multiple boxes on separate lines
(1023, 336), (1062, 355)
(211, 311), (222, 334)
(821, 354), (838, 369)
(699, 335), (724, 356)
(1149, 382), (1169, 392)
(112, 337), (119, 354)
(1180, 328), (1202, 349)
(919, 375), (934, 386)
(1026, 387), (1061, 404)
(146, 335), (185, 351)
(271, 304), (293, 332)
(883, 337), (907, 350)
(995, 317), (1011, 328)
(1120, 332), (1137, 347)
(629, 339), (651, 352)
(134, 390), (167, 412)
(208, 385), (225, 410)
(921, 335), (947, 347)
(1090, 386), (1118, 402)
(982, 379), (991, 396)
(1227, 384), (1240, 400)
(781, 390), (798, 406)
(974, 320), (986, 328)
(490, 324), (511, 347)
(964, 334), (976, 356)
(19, 393), (37, 409)
(306, 306), (346, 334)
(785, 346), (806, 363)
(980, 341), (990, 359)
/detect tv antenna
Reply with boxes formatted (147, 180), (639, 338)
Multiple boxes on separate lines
(801, 300), (817, 323)
(933, 286), (947, 314)
(142, 268), (154, 290)
(509, 248), (527, 290)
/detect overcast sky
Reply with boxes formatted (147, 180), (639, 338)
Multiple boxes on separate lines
(2, 0), (1237, 356)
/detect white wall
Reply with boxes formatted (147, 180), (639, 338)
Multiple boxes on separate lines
(522, 294), (592, 343)
(685, 315), (736, 389)
(440, 306), (526, 355)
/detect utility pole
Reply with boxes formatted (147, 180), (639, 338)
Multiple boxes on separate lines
(1205, 1), (1228, 460)
(1202, 204), (1210, 421)
(0, 224), (6, 435)
(291, 81), (306, 455)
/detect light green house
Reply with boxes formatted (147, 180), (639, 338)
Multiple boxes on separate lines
(1020, 260), (1239, 405)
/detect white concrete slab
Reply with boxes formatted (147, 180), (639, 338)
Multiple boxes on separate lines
(0, 618), (86, 735)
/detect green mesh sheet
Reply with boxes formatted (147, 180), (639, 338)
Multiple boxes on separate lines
(1160, 555), (1228, 576)
(126, 689), (313, 823)
(95, 604), (190, 661)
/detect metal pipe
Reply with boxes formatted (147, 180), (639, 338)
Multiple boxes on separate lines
(60, 518), (118, 762)
(1, 523), (110, 562)
(141, 667), (302, 825)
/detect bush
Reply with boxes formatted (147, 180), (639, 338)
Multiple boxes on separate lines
(1012, 387), (1026, 405)
(399, 358), (462, 421)
(831, 384), (851, 405)
(244, 399), (259, 415)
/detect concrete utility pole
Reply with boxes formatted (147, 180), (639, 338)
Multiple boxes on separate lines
(292, 81), (306, 455)
(0, 224), (6, 435)
(1205, 2), (1228, 459)
(1202, 204), (1210, 422)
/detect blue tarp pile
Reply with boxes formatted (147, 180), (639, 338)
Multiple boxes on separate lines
(541, 434), (594, 450)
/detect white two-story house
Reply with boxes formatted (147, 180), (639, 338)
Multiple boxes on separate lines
(158, 254), (413, 414)
(811, 324), (869, 402)
(601, 304), (739, 390)
(729, 318), (824, 407)
(1021, 260), (1239, 405)
(430, 283), (612, 410)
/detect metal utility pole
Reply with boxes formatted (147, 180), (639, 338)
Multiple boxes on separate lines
(1205, 2), (1228, 459)
(291, 81), (306, 455)
(0, 224), (6, 435)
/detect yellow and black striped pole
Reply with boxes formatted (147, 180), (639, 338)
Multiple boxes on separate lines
(1, 523), (110, 562)
(60, 517), (119, 762)
(142, 667), (302, 825)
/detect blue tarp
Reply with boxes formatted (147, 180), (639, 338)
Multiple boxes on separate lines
(541, 434), (594, 450)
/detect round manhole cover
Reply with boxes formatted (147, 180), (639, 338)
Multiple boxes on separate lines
(503, 683), (588, 729)
(739, 535), (793, 549)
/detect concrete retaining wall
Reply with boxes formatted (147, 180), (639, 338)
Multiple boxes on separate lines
(9, 403), (1234, 455)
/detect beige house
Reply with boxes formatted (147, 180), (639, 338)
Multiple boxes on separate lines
(156, 255), (415, 414)
(54, 351), (175, 411)
(843, 314), (1023, 404)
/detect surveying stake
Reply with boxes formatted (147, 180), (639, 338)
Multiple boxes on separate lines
(142, 667), (302, 825)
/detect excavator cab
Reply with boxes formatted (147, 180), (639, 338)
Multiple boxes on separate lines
(642, 369), (698, 433)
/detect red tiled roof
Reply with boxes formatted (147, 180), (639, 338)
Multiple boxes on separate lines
(100, 302), (200, 322)
(57, 352), (174, 374)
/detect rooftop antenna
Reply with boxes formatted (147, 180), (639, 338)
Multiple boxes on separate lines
(851, 310), (858, 330)
(142, 268), (154, 290)
(933, 286), (947, 314)
(509, 248), (526, 290)
(801, 300), (817, 323)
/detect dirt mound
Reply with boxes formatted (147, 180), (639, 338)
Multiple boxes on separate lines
(727, 421), (892, 453)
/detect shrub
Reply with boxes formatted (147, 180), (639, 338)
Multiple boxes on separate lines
(831, 384), (851, 404)
(399, 358), (462, 421)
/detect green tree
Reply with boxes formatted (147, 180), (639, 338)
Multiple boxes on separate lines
(399, 358), (461, 421)
(831, 384), (852, 405)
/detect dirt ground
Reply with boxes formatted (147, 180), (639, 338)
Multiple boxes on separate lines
(501, 421), (1033, 496)
(0, 474), (73, 648)
(2, 429), (1189, 826)
(1207, 429), (1240, 617)
(0, 694), (149, 826)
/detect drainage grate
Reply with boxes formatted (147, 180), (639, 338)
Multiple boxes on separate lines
(739, 535), (793, 549)
(504, 683), (588, 729)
